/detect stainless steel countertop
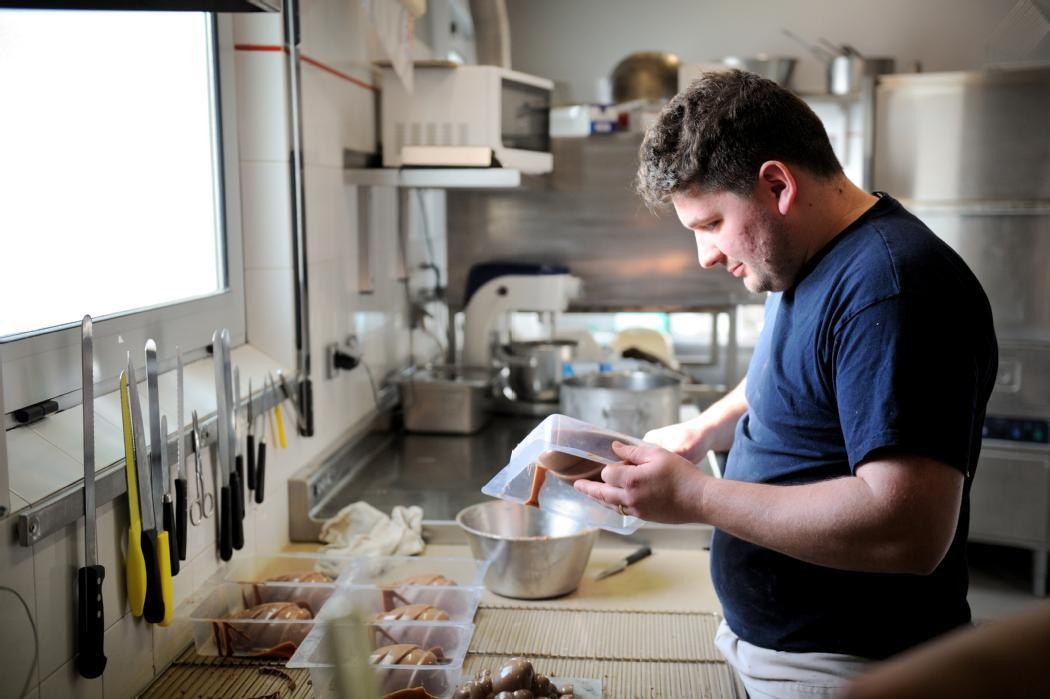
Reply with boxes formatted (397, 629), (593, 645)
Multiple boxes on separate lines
(313, 414), (547, 521)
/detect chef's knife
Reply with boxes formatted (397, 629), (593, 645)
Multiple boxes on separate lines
(175, 347), (188, 561)
(127, 355), (164, 624)
(594, 545), (652, 580)
(76, 315), (106, 679)
(160, 415), (179, 577)
(145, 340), (173, 625)
(246, 378), (255, 491)
(233, 365), (245, 522)
(212, 330), (233, 561)
(254, 376), (267, 504)
(118, 371), (146, 617)
(222, 332), (244, 550)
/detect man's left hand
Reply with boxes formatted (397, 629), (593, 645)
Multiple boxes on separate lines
(573, 441), (710, 524)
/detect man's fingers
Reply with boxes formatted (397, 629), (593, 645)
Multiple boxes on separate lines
(611, 440), (643, 463)
(599, 462), (634, 488)
(573, 477), (624, 508)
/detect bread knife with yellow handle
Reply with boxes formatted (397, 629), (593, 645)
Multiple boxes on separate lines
(119, 371), (147, 617)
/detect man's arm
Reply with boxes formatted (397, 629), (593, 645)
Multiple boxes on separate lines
(576, 445), (963, 575)
(643, 378), (748, 462)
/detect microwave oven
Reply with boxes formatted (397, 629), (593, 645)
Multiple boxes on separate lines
(381, 64), (553, 174)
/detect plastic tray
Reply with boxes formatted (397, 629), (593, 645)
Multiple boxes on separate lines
(317, 584), (482, 624)
(289, 621), (473, 699)
(336, 555), (489, 589)
(218, 553), (357, 583)
(188, 582), (320, 658)
(482, 413), (646, 534)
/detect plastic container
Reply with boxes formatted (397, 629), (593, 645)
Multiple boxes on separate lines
(336, 555), (489, 589)
(318, 584), (482, 624)
(481, 413), (646, 534)
(188, 583), (319, 658)
(219, 553), (357, 583)
(289, 621), (473, 699)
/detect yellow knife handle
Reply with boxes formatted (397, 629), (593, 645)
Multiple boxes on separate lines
(156, 531), (173, 627)
(274, 404), (287, 449)
(119, 374), (147, 617)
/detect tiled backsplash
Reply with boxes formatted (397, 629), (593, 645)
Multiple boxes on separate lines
(1, 5), (445, 697)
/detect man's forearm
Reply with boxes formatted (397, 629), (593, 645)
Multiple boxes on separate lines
(696, 378), (748, 452)
(698, 462), (957, 575)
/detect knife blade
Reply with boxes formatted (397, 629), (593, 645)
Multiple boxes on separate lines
(233, 365), (245, 516)
(76, 315), (106, 679)
(223, 332), (244, 549)
(118, 371), (146, 617)
(175, 347), (187, 562)
(127, 354), (164, 624)
(145, 340), (173, 625)
(246, 377), (255, 491)
(594, 545), (652, 581)
(212, 330), (233, 561)
(160, 414), (179, 577)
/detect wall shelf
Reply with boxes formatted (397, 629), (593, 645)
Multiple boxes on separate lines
(344, 167), (522, 188)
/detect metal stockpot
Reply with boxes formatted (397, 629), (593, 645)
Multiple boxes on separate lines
(497, 339), (577, 403)
(828, 56), (895, 95)
(560, 370), (681, 438)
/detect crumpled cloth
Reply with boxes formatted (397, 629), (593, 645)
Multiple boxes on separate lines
(316, 501), (424, 575)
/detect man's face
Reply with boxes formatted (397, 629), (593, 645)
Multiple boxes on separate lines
(672, 187), (800, 293)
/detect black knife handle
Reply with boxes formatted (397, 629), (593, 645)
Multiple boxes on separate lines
(163, 499), (179, 576)
(230, 470), (244, 550)
(246, 434), (256, 490)
(254, 441), (266, 504)
(76, 564), (107, 679)
(141, 530), (164, 623)
(626, 545), (653, 565)
(175, 478), (188, 561)
(219, 486), (232, 561)
(235, 455), (245, 519)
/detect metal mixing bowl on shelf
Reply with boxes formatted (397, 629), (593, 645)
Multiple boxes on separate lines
(456, 500), (598, 599)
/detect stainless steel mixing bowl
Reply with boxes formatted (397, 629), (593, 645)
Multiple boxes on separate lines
(456, 500), (598, 599)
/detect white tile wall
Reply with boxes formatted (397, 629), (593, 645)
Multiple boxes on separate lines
(2, 2), (450, 695)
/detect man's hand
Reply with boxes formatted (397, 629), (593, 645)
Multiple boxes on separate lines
(573, 441), (710, 523)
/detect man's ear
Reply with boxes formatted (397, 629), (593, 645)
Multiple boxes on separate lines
(758, 161), (797, 216)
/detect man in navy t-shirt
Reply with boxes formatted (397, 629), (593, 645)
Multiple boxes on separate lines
(574, 70), (997, 697)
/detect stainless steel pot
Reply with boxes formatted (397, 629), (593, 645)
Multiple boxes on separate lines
(828, 56), (895, 95)
(457, 500), (598, 599)
(560, 370), (681, 438)
(721, 55), (797, 87)
(496, 339), (577, 403)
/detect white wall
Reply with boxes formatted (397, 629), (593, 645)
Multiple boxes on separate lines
(0, 3), (447, 697)
(507, 0), (1021, 100)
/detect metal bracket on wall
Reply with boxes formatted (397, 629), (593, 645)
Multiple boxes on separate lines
(357, 185), (375, 294)
(14, 378), (296, 546)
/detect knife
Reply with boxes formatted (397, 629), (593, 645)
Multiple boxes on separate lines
(160, 415), (179, 577)
(118, 370), (146, 617)
(175, 347), (188, 561)
(127, 354), (164, 624)
(145, 340), (174, 625)
(594, 545), (652, 581)
(271, 371), (288, 449)
(246, 377), (255, 492)
(76, 315), (106, 679)
(254, 376), (267, 504)
(233, 365), (246, 523)
(212, 330), (233, 561)
(223, 332), (244, 550)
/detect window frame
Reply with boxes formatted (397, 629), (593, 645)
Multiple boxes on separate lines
(0, 13), (246, 417)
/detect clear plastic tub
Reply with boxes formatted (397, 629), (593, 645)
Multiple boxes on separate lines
(289, 621), (473, 698)
(219, 553), (356, 583)
(336, 555), (489, 589)
(481, 413), (646, 534)
(317, 584), (482, 624)
(188, 582), (319, 658)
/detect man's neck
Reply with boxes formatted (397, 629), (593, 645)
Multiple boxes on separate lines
(801, 175), (880, 258)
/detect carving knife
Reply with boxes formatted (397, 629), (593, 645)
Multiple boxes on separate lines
(145, 340), (173, 624)
(118, 370), (146, 617)
(175, 347), (188, 561)
(160, 415), (179, 577)
(212, 330), (233, 561)
(223, 332), (244, 549)
(76, 315), (106, 679)
(256, 375), (272, 504)
(246, 378), (255, 492)
(594, 545), (652, 581)
(127, 354), (164, 623)
(233, 365), (245, 523)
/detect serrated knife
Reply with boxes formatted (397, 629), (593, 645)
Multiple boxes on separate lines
(76, 315), (106, 679)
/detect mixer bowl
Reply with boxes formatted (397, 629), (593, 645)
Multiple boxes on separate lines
(456, 500), (598, 599)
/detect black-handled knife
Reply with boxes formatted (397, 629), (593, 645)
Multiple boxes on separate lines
(175, 347), (188, 561)
(231, 466), (245, 550)
(160, 415), (179, 576)
(594, 545), (652, 580)
(213, 329), (234, 562)
(76, 315), (107, 679)
(254, 438), (266, 504)
(246, 378), (256, 491)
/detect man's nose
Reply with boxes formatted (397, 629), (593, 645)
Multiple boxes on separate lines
(695, 232), (725, 269)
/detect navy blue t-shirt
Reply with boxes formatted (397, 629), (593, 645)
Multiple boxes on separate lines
(711, 194), (998, 660)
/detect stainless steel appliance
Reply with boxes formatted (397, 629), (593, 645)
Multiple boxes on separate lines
(560, 370), (681, 439)
(399, 366), (492, 434)
(875, 66), (1050, 594)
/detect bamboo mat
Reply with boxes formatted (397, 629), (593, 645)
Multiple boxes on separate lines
(140, 647), (313, 699)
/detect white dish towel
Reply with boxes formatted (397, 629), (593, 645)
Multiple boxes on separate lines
(318, 501), (425, 572)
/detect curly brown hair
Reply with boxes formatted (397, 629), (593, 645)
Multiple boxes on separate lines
(636, 70), (841, 209)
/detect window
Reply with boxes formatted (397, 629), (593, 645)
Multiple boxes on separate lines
(0, 11), (245, 414)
